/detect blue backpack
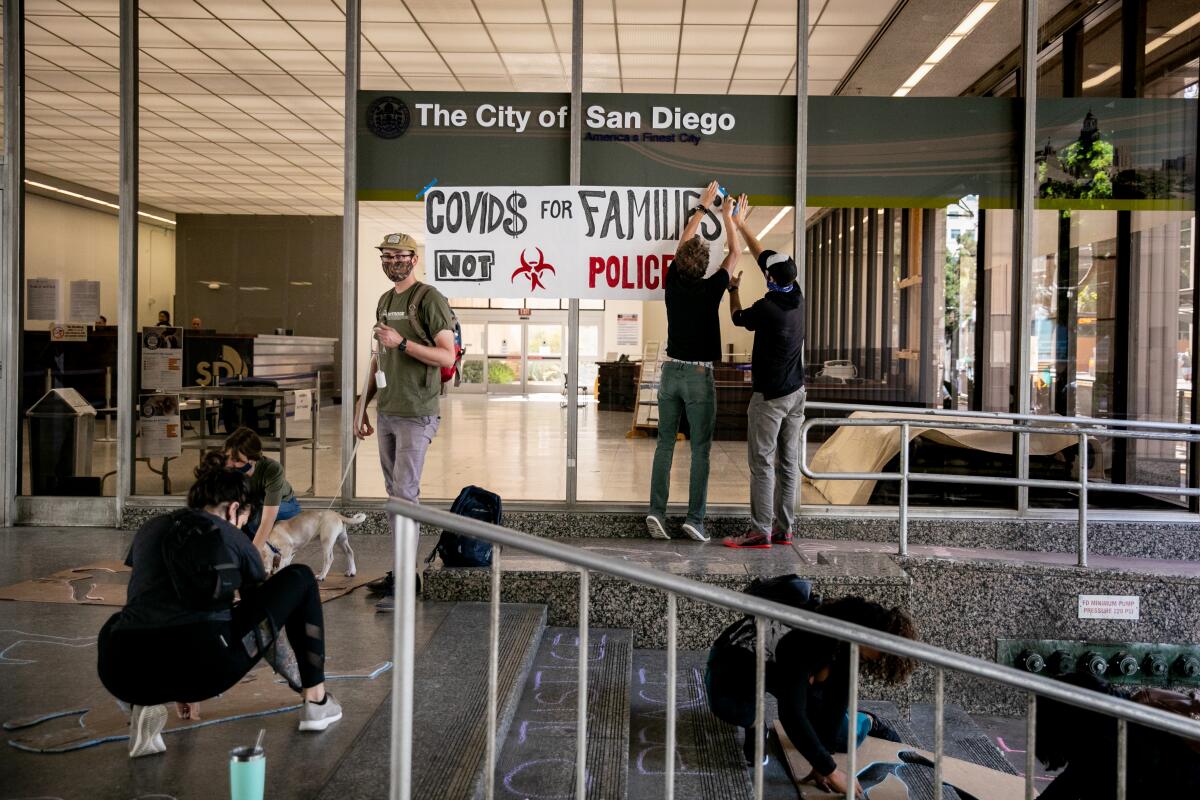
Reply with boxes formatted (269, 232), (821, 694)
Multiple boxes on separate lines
(426, 485), (501, 567)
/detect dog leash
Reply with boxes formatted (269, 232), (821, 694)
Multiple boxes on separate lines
(325, 436), (362, 510)
(324, 356), (374, 510)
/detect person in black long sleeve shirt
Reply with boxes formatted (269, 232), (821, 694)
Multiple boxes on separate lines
(705, 597), (917, 796)
(97, 452), (343, 758)
(1035, 674), (1200, 799)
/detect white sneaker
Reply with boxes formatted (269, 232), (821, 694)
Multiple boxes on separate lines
(645, 515), (669, 540)
(299, 692), (343, 732)
(129, 704), (167, 758)
(681, 522), (710, 542)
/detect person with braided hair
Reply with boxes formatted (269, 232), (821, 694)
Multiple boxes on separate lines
(96, 451), (343, 758)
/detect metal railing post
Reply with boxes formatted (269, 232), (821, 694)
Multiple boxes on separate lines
(575, 569), (589, 799)
(1116, 718), (1127, 800)
(898, 422), (910, 555)
(934, 668), (944, 800)
(847, 643), (860, 799)
(665, 592), (677, 800)
(1078, 431), (1089, 568)
(1018, 430), (1030, 515)
(486, 545), (501, 800)
(389, 513), (419, 800)
(1025, 694), (1037, 800)
(753, 616), (766, 800)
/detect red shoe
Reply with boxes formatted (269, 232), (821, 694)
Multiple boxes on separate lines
(723, 532), (772, 549)
(772, 530), (793, 544)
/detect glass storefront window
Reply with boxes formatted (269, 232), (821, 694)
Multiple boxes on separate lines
(7, 0), (1196, 518)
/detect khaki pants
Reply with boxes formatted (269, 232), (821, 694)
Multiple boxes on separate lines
(377, 413), (440, 502)
(746, 387), (806, 536)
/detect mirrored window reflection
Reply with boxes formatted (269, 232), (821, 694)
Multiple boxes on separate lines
(1032, 0), (1199, 509)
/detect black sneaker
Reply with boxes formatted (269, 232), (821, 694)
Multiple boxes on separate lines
(367, 572), (394, 596)
(742, 726), (769, 767)
(866, 711), (902, 743)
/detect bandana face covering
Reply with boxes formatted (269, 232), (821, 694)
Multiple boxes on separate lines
(767, 280), (795, 293)
(382, 262), (413, 282)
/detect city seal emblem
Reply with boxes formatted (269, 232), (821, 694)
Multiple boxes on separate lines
(366, 96), (411, 139)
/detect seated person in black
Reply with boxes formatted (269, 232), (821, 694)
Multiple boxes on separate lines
(97, 452), (343, 758)
(706, 597), (917, 796)
(1036, 673), (1200, 799)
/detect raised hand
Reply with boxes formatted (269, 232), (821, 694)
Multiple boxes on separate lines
(735, 193), (751, 227)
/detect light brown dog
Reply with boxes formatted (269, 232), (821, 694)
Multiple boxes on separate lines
(260, 510), (364, 580)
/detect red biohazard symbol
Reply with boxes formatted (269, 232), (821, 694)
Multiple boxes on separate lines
(511, 248), (556, 292)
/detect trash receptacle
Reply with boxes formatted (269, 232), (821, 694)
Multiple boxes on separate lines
(26, 387), (97, 495)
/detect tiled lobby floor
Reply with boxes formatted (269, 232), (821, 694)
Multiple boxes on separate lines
(80, 393), (764, 503)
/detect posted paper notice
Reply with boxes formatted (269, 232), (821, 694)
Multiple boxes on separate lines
(140, 327), (183, 391)
(138, 394), (181, 458)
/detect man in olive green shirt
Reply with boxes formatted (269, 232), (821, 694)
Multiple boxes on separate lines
(355, 232), (457, 505)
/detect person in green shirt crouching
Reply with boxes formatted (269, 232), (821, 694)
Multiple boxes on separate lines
(224, 426), (300, 551)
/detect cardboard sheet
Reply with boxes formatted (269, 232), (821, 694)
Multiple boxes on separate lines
(0, 561), (131, 606)
(774, 720), (1031, 799)
(805, 411), (1080, 505)
(0, 562), (385, 607)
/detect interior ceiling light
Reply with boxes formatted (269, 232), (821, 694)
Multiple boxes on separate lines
(1146, 10), (1200, 54)
(740, 205), (794, 253)
(894, 1), (998, 96)
(1081, 65), (1121, 89)
(1082, 10), (1200, 87)
(758, 207), (793, 240)
(24, 179), (176, 226)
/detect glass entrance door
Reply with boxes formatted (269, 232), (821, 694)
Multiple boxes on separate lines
(486, 323), (524, 393)
(526, 323), (564, 390)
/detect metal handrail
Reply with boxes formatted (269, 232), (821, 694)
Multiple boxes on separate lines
(385, 499), (1200, 800)
(801, 402), (1200, 567)
(805, 400), (1200, 433)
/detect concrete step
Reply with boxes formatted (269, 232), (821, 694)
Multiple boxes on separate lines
(627, 649), (765, 800)
(494, 627), (633, 800)
(316, 602), (547, 800)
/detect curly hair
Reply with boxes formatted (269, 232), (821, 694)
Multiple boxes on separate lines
(674, 235), (710, 280)
(817, 596), (918, 683)
(187, 450), (252, 513)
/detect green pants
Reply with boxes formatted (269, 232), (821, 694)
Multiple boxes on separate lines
(649, 362), (716, 525)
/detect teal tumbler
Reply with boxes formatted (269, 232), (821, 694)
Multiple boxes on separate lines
(229, 745), (266, 800)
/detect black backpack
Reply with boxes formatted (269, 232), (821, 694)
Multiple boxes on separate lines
(427, 485), (501, 568)
(744, 574), (822, 611)
(160, 510), (243, 611)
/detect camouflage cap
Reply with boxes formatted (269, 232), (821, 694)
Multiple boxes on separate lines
(376, 232), (417, 252)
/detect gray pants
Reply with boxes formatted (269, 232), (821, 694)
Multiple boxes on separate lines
(746, 388), (806, 536)
(377, 413), (440, 502)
